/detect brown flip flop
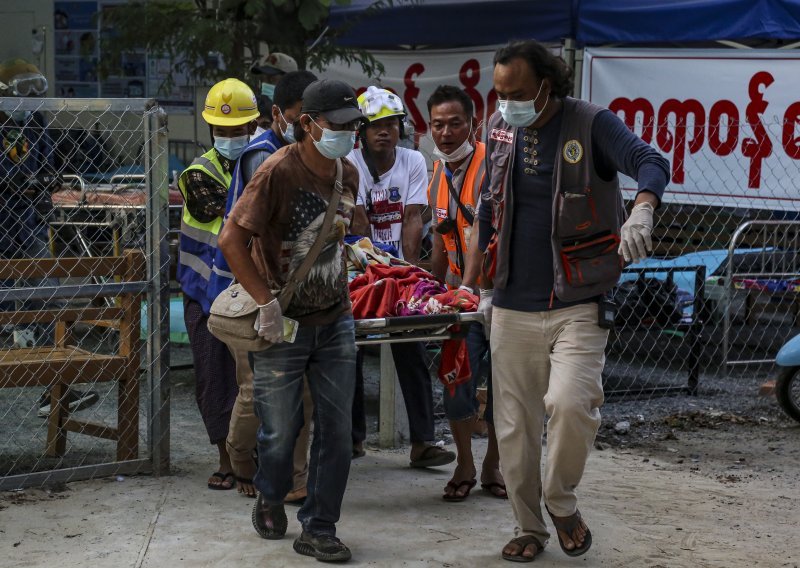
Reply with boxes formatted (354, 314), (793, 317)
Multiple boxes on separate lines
(207, 471), (235, 490)
(442, 478), (477, 502)
(481, 481), (508, 499)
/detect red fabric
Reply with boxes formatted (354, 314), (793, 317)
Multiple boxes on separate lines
(438, 333), (472, 396)
(350, 277), (401, 320)
(429, 289), (479, 313)
(349, 264), (432, 292)
(349, 264), (435, 319)
(349, 265), (478, 319)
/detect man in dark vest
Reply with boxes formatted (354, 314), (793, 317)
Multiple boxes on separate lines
(478, 40), (670, 562)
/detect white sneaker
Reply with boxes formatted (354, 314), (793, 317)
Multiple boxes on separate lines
(13, 329), (36, 348)
(38, 389), (100, 417)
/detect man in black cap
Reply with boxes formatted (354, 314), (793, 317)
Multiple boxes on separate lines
(219, 79), (363, 563)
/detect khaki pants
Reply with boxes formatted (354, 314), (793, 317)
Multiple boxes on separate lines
(491, 303), (608, 546)
(226, 347), (313, 493)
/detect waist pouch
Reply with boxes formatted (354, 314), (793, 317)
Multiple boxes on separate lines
(208, 283), (283, 352)
(560, 233), (622, 287)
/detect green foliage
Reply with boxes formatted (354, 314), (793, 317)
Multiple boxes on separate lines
(99, 0), (392, 93)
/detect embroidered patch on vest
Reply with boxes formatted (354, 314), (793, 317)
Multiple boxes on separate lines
(436, 207), (448, 219)
(563, 139), (583, 164)
(489, 128), (513, 144)
(221, 104), (232, 115)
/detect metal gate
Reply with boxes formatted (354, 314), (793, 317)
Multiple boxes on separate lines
(723, 220), (800, 369)
(0, 97), (170, 489)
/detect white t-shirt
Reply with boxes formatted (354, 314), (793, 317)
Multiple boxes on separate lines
(346, 146), (428, 260)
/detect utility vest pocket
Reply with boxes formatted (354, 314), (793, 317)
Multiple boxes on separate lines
(556, 187), (599, 239)
(560, 233), (622, 287)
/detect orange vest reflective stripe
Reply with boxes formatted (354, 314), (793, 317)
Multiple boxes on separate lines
(427, 142), (486, 288)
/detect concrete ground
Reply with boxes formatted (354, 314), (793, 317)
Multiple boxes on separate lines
(3, 347), (799, 567)
(2, 433), (799, 568)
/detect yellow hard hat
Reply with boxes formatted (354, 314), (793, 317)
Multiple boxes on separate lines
(357, 86), (405, 123)
(202, 78), (259, 126)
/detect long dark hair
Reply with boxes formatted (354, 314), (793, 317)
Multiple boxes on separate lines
(494, 40), (574, 98)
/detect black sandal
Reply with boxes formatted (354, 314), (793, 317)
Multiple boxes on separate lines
(235, 476), (257, 498)
(547, 507), (592, 557)
(442, 478), (477, 502)
(481, 481), (508, 499)
(207, 471), (235, 490)
(409, 445), (455, 468)
(501, 535), (543, 563)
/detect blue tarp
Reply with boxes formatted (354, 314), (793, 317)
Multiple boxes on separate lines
(577, 0), (800, 44)
(327, 0), (572, 48)
(327, 0), (800, 48)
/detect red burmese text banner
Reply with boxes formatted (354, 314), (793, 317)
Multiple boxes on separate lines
(583, 48), (800, 212)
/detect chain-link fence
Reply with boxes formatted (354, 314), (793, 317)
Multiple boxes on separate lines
(408, 118), (799, 431)
(0, 97), (170, 489)
(601, 118), (799, 401)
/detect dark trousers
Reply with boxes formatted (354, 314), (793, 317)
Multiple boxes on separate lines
(183, 297), (238, 445)
(251, 314), (356, 536)
(352, 341), (435, 445)
(352, 348), (367, 445)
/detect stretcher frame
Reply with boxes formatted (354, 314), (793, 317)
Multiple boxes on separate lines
(354, 311), (483, 448)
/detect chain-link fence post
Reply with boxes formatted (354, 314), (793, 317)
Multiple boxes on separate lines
(144, 104), (170, 475)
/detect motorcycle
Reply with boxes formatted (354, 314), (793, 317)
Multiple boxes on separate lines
(775, 333), (800, 423)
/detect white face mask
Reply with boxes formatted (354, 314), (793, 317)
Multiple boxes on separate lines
(498, 82), (548, 128)
(432, 124), (474, 163)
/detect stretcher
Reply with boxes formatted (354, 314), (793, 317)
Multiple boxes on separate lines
(354, 311), (482, 344)
(49, 175), (183, 258)
(354, 311), (483, 447)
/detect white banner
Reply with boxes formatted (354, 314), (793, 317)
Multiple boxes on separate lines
(582, 48), (800, 212)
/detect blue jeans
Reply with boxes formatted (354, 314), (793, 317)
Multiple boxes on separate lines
(442, 322), (494, 424)
(251, 313), (356, 536)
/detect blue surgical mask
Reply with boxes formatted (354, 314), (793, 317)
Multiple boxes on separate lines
(10, 111), (31, 123)
(311, 119), (355, 159)
(498, 82), (549, 128)
(214, 135), (249, 160)
(279, 109), (295, 144)
(261, 83), (276, 98)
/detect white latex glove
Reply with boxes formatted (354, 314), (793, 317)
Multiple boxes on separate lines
(619, 202), (655, 263)
(254, 299), (283, 343)
(478, 289), (494, 338)
(458, 285), (474, 294)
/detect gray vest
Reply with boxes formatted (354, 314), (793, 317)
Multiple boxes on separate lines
(485, 97), (626, 302)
